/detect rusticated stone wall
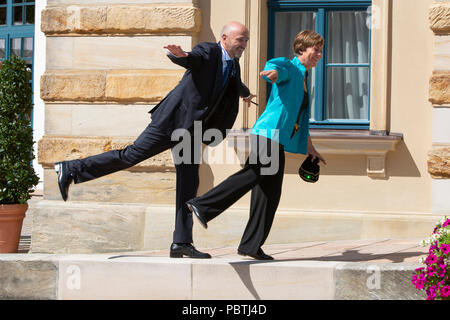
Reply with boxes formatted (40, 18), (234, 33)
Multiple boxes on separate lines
(40, 69), (184, 103)
(429, 1), (450, 34)
(38, 1), (201, 181)
(41, 4), (201, 36)
(428, 2), (450, 179)
(33, 1), (201, 253)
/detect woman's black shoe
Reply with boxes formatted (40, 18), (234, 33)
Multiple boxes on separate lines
(170, 243), (211, 259)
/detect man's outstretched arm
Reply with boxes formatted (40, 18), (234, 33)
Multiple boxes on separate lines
(164, 44), (209, 70)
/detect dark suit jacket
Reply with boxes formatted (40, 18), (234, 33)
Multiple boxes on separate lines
(149, 42), (250, 141)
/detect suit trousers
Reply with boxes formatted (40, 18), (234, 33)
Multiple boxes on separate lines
(68, 124), (200, 244)
(189, 134), (285, 255)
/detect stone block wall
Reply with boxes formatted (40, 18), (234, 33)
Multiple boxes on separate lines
(33, 1), (202, 253)
(38, 0), (201, 201)
(428, 2), (450, 212)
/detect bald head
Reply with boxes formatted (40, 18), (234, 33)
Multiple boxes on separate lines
(221, 21), (248, 37)
(220, 21), (249, 58)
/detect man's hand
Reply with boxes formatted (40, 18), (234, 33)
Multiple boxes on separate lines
(307, 136), (327, 165)
(164, 45), (188, 57)
(260, 70), (278, 83)
(243, 93), (257, 105)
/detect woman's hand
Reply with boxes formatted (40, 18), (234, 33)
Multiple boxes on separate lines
(243, 93), (257, 104)
(307, 136), (327, 165)
(164, 45), (188, 57)
(260, 70), (278, 83)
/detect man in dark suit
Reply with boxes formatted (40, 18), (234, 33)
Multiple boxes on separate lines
(54, 21), (254, 259)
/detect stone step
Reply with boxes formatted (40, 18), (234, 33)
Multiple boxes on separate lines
(0, 239), (428, 300)
(27, 199), (443, 253)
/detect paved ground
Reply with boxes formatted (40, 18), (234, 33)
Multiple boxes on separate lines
(21, 195), (429, 263)
(107, 238), (428, 264)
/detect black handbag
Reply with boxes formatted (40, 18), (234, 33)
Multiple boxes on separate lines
(298, 155), (320, 183)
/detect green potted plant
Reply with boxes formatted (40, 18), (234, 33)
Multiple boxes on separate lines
(0, 56), (39, 253)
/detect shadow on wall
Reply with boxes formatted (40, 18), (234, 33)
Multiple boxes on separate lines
(197, 0), (216, 43)
(283, 140), (420, 179)
(197, 139), (420, 196)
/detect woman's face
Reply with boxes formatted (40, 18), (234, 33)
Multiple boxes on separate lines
(299, 45), (323, 70)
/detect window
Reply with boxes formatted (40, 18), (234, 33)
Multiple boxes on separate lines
(0, 0), (35, 126)
(268, 0), (372, 129)
(0, 0), (34, 68)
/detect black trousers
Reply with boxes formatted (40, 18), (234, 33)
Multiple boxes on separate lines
(68, 124), (201, 244)
(188, 135), (285, 255)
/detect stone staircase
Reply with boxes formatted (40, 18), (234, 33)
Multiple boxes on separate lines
(2, 238), (427, 300)
(0, 195), (429, 300)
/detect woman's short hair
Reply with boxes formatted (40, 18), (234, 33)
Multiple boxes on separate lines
(293, 30), (324, 55)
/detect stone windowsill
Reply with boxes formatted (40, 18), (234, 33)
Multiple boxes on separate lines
(227, 129), (403, 179)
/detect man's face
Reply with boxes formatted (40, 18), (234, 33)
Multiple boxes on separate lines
(301, 45), (323, 69)
(221, 27), (249, 59)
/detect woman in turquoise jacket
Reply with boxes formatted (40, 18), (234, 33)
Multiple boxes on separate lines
(187, 30), (327, 260)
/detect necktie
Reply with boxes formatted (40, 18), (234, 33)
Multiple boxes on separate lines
(222, 60), (233, 88)
(291, 71), (310, 138)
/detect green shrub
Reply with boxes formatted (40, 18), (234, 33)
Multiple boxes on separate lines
(0, 56), (39, 204)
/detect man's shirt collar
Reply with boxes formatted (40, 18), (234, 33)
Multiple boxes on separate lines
(219, 41), (233, 62)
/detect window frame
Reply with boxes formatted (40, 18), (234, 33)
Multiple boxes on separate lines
(268, 0), (372, 130)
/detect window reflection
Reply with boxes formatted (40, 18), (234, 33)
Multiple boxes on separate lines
(327, 11), (370, 64)
(25, 4), (34, 24)
(326, 67), (369, 120)
(11, 37), (21, 56)
(0, 7), (6, 25)
(23, 37), (32, 57)
(13, 5), (22, 25)
(0, 39), (5, 59)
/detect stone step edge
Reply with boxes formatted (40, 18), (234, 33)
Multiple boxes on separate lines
(0, 254), (426, 300)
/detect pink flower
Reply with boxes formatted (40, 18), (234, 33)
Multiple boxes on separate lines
(443, 218), (449, 228)
(429, 243), (437, 254)
(441, 286), (450, 298)
(425, 254), (438, 265)
(427, 266), (437, 277)
(415, 279), (425, 290)
(439, 243), (450, 254)
(427, 285), (438, 300)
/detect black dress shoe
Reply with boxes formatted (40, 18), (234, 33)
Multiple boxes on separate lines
(237, 248), (274, 260)
(54, 161), (73, 201)
(186, 200), (208, 229)
(170, 243), (211, 259)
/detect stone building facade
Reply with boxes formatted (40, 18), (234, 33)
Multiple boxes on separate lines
(428, 2), (450, 211)
(30, 0), (450, 254)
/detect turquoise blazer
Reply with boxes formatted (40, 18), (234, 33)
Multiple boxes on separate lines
(251, 57), (310, 154)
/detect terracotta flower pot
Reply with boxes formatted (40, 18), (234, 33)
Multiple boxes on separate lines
(0, 204), (28, 253)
